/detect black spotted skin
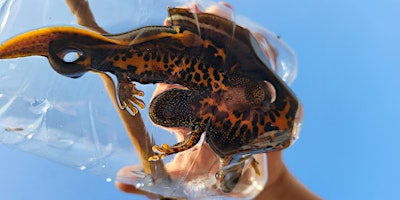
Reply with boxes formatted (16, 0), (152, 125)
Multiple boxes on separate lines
(0, 7), (301, 193)
(149, 75), (297, 159)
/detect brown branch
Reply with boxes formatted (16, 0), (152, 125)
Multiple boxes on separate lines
(65, 0), (107, 34)
(64, 0), (168, 179)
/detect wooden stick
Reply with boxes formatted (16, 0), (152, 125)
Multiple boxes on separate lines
(65, 0), (169, 179)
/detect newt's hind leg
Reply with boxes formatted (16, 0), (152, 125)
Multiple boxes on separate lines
(149, 128), (203, 161)
(148, 88), (206, 161)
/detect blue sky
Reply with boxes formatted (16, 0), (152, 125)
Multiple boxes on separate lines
(0, 0), (399, 199)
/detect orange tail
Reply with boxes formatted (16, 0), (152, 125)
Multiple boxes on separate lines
(0, 26), (117, 59)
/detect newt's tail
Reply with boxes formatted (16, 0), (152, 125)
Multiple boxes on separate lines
(0, 26), (119, 78)
(0, 26), (117, 59)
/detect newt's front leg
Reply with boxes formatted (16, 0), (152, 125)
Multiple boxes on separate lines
(117, 81), (145, 115)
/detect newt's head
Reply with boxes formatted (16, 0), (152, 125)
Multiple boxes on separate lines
(0, 26), (117, 78)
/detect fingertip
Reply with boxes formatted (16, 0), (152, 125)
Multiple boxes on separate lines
(115, 181), (137, 193)
(205, 2), (234, 20)
(219, 2), (234, 10)
(115, 180), (161, 199)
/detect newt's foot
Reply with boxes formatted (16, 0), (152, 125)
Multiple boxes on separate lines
(117, 82), (145, 115)
(148, 144), (176, 161)
(148, 129), (203, 161)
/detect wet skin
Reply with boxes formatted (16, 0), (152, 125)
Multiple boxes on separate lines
(0, 7), (301, 192)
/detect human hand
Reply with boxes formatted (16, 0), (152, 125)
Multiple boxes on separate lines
(116, 147), (320, 200)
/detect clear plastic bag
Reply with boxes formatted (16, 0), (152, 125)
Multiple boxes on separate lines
(0, 0), (300, 199)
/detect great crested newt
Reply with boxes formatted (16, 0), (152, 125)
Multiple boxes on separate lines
(0, 7), (302, 192)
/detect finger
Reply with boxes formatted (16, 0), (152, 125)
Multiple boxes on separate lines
(205, 2), (234, 20)
(115, 166), (159, 199)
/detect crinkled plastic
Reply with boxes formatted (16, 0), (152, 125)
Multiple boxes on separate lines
(0, 0), (299, 199)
